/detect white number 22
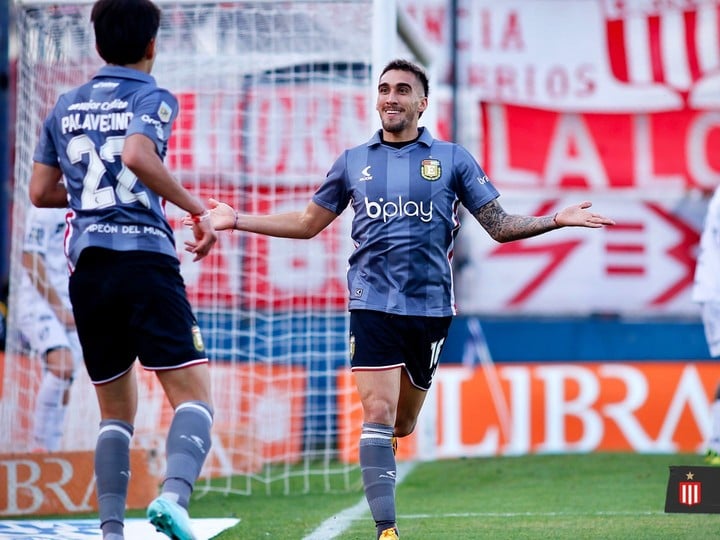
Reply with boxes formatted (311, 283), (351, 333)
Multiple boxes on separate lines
(66, 134), (150, 210)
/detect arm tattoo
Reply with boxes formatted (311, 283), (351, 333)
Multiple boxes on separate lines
(473, 199), (556, 243)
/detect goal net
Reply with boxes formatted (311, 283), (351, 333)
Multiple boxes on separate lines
(4, 0), (379, 495)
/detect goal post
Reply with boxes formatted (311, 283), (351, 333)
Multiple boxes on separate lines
(3, 0), (423, 496)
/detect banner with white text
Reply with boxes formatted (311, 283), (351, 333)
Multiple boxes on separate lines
(398, 0), (720, 315)
(339, 361), (720, 461)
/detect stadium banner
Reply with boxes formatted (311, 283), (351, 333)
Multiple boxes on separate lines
(404, 0), (720, 112)
(0, 450), (157, 517)
(167, 181), (705, 315)
(337, 361), (720, 462)
(155, 0), (720, 317)
(453, 193), (704, 316)
(479, 103), (720, 193)
(167, 84), (370, 184)
(0, 354), (305, 474)
(168, 186), (353, 311)
(124, 1), (720, 316)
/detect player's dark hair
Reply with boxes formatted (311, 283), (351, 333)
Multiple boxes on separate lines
(91, 0), (161, 65)
(380, 59), (429, 98)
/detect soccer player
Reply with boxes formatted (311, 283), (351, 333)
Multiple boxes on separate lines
(17, 206), (82, 453)
(692, 185), (720, 465)
(27, 0), (217, 539)
(194, 59), (615, 539)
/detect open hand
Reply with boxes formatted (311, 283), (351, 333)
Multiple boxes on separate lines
(555, 201), (615, 228)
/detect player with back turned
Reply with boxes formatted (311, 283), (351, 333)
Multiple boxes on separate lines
(192, 58), (616, 539)
(28, 0), (217, 539)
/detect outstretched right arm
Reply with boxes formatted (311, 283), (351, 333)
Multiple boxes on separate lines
(123, 133), (217, 261)
(201, 197), (338, 239)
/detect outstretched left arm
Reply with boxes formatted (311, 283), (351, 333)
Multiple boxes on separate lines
(474, 199), (615, 243)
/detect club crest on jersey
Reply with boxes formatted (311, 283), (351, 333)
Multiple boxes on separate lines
(191, 325), (205, 352)
(157, 101), (173, 123)
(420, 159), (441, 181)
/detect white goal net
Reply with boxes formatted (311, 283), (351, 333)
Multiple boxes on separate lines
(4, 0), (379, 495)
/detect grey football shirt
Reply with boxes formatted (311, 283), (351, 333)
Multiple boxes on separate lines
(313, 127), (499, 317)
(33, 65), (179, 267)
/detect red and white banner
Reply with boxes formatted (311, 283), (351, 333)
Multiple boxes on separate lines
(397, 0), (720, 315)
(480, 103), (720, 193)
(153, 1), (720, 315)
(167, 186), (353, 310)
(167, 84), (371, 184)
(404, 0), (720, 111)
(453, 195), (703, 315)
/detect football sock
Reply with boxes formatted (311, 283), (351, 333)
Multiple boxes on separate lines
(95, 419), (133, 538)
(162, 400), (213, 509)
(33, 371), (70, 451)
(359, 422), (397, 536)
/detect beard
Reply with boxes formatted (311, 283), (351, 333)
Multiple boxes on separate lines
(381, 114), (410, 133)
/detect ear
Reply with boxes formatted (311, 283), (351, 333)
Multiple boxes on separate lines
(145, 37), (156, 60)
(418, 95), (428, 114)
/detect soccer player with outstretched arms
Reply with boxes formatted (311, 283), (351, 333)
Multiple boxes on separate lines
(191, 59), (615, 539)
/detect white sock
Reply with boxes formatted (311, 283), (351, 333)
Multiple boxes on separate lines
(33, 372), (70, 451)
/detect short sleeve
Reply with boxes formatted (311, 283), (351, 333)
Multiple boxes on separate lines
(33, 114), (61, 167)
(312, 151), (352, 215)
(453, 145), (499, 213)
(126, 88), (179, 158)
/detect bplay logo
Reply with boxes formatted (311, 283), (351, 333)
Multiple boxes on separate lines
(363, 196), (433, 223)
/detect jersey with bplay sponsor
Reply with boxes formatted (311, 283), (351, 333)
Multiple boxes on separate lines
(313, 127), (499, 317)
(33, 65), (179, 267)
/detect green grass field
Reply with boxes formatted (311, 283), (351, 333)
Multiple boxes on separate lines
(126, 452), (720, 539)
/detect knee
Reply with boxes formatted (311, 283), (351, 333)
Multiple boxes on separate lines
(46, 348), (75, 380)
(393, 417), (417, 438)
(362, 398), (396, 427)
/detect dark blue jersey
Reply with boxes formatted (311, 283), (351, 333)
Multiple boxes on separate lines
(33, 65), (179, 267)
(313, 127), (500, 317)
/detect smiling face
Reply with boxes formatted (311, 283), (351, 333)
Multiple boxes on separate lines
(376, 69), (428, 142)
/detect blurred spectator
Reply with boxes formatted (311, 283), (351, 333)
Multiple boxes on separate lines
(17, 205), (81, 452)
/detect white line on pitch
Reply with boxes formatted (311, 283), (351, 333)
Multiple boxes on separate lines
(302, 461), (417, 540)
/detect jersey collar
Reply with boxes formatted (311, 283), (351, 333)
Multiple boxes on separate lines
(368, 126), (433, 147)
(94, 65), (157, 86)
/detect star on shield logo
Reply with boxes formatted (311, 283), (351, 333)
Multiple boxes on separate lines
(420, 159), (441, 181)
(679, 475), (701, 507)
